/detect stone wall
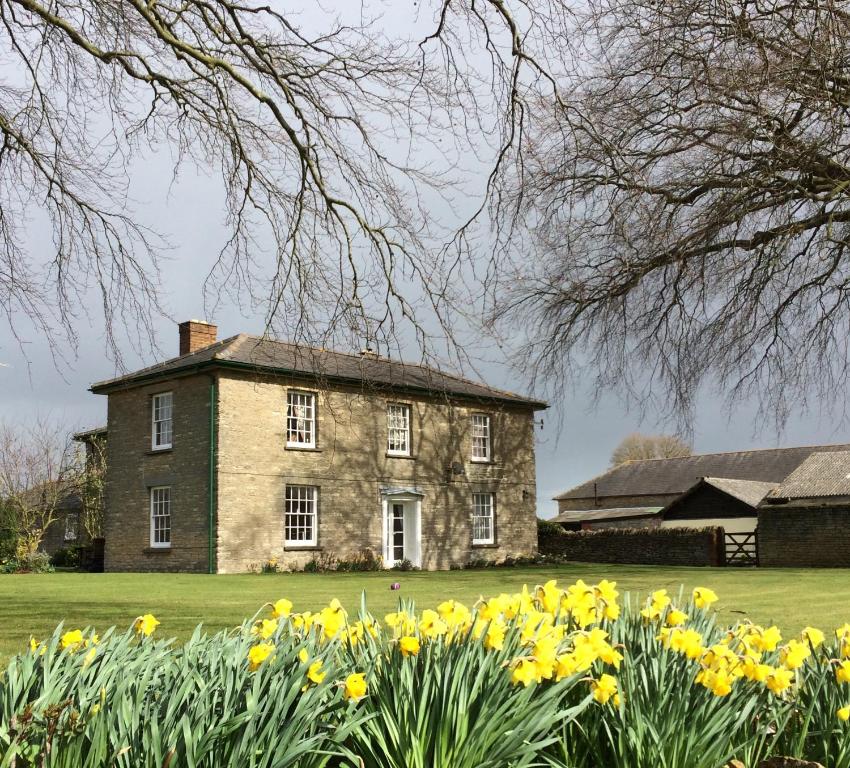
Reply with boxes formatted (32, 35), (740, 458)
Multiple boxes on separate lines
(103, 374), (213, 572)
(215, 371), (538, 572)
(539, 525), (724, 566)
(758, 502), (850, 567)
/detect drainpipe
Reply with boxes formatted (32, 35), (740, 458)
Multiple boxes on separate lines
(208, 376), (218, 574)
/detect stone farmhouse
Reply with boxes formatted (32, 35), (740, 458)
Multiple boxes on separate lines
(89, 321), (545, 573)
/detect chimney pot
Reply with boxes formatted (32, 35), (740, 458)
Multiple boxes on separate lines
(179, 320), (217, 356)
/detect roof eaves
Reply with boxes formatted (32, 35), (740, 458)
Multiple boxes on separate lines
(91, 353), (545, 407)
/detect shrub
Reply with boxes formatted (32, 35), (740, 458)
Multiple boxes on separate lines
(50, 546), (82, 569)
(335, 549), (382, 572)
(0, 550), (54, 574)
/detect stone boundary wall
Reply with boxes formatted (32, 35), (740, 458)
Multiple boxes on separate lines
(758, 505), (850, 567)
(538, 524), (724, 566)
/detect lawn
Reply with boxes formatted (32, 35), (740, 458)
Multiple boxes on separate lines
(2, 563), (850, 661)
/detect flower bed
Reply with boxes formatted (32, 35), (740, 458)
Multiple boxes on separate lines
(2, 580), (849, 767)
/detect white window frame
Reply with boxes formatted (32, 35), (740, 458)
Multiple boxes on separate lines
(472, 492), (495, 545)
(285, 485), (318, 547)
(286, 391), (316, 448)
(64, 513), (79, 542)
(387, 403), (411, 456)
(151, 392), (173, 450)
(470, 413), (491, 462)
(150, 486), (172, 549)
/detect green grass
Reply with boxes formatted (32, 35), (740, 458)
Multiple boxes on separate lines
(2, 564), (849, 661)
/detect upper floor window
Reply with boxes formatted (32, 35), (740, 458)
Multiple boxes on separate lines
(150, 486), (171, 548)
(472, 492), (495, 545)
(64, 513), (79, 542)
(387, 403), (411, 456)
(151, 392), (173, 450)
(286, 391), (316, 448)
(285, 485), (317, 546)
(471, 414), (491, 462)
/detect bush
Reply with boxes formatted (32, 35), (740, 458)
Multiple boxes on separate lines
(0, 551), (54, 574)
(537, 517), (566, 545)
(51, 546), (82, 569)
(335, 549), (382, 572)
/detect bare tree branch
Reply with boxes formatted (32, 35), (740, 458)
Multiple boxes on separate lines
(492, 0), (850, 427)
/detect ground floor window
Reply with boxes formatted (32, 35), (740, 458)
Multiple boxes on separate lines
(150, 486), (172, 548)
(472, 492), (495, 545)
(285, 485), (318, 546)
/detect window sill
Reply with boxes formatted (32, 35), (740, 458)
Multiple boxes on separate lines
(469, 459), (495, 465)
(472, 543), (499, 549)
(386, 453), (416, 460)
(147, 448), (173, 456)
(284, 545), (322, 552)
(285, 445), (322, 453)
(144, 547), (172, 554)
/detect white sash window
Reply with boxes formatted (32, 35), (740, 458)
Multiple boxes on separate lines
(286, 391), (316, 447)
(387, 404), (411, 456)
(472, 492), (495, 545)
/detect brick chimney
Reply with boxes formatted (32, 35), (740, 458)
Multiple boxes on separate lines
(178, 320), (217, 356)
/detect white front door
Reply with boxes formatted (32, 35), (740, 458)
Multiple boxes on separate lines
(383, 496), (421, 568)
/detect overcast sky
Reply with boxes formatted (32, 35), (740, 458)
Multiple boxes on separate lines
(1, 1), (847, 518)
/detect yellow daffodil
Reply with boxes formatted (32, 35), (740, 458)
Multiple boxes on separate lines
(306, 659), (326, 684)
(292, 611), (316, 633)
(510, 657), (540, 686)
(751, 626), (782, 653)
(134, 614), (160, 637)
(836, 660), (850, 684)
(780, 639), (810, 670)
(765, 667), (794, 696)
(83, 647), (97, 667)
(247, 642), (275, 672)
(535, 580), (563, 615)
(696, 668), (733, 697)
(801, 626), (825, 648)
(272, 598), (293, 619)
(60, 629), (84, 652)
(839, 705), (850, 722)
(693, 588), (718, 610)
(252, 618), (278, 640)
(555, 652), (578, 681)
(666, 609), (688, 627)
(384, 611), (416, 637)
(419, 609), (449, 639)
(318, 599), (347, 640)
(591, 674), (618, 704)
(344, 672), (367, 702)
(483, 621), (506, 651)
(398, 635), (421, 657)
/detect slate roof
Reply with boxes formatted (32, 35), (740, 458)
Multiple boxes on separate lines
(90, 334), (546, 408)
(765, 451), (850, 501)
(554, 444), (850, 501)
(700, 477), (777, 508)
(550, 506), (662, 525)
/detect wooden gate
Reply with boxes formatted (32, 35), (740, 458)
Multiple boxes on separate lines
(724, 531), (758, 566)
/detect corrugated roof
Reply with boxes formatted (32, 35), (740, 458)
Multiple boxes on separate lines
(554, 444), (850, 501)
(765, 451), (850, 500)
(90, 334), (546, 408)
(550, 506), (663, 525)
